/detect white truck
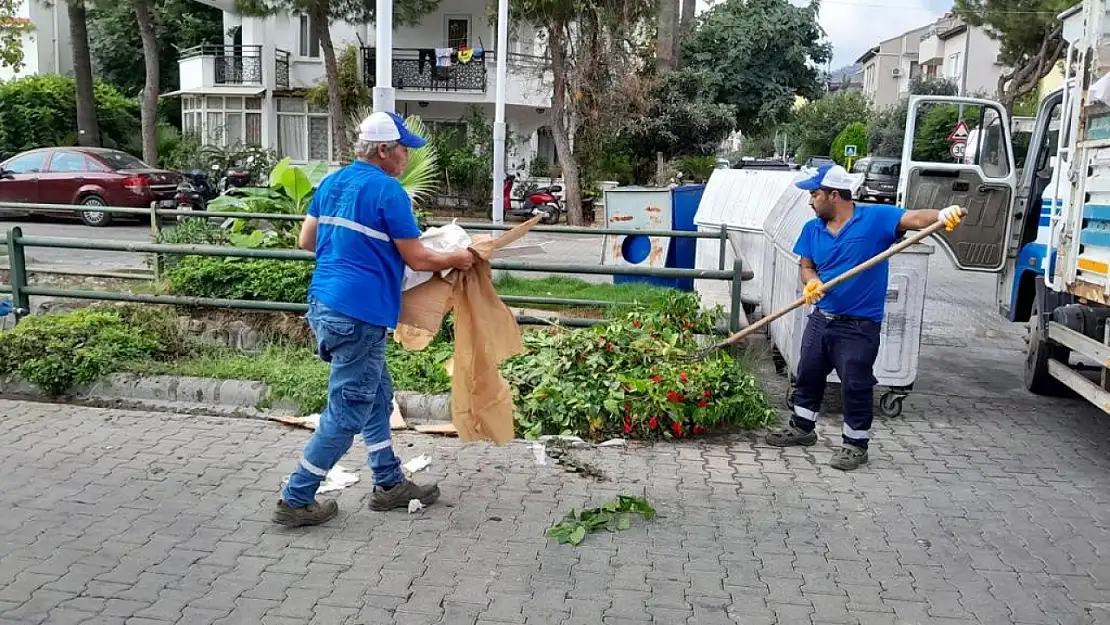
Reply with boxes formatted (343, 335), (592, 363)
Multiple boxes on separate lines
(897, 0), (1110, 403)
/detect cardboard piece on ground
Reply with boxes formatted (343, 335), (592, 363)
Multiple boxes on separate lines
(270, 414), (320, 430)
(414, 423), (458, 436)
(390, 399), (407, 430)
(397, 215), (543, 446)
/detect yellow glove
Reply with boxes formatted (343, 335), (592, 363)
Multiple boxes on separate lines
(803, 279), (824, 305)
(938, 205), (965, 232)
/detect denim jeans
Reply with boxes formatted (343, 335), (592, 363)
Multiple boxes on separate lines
(282, 299), (404, 508)
(790, 311), (881, 448)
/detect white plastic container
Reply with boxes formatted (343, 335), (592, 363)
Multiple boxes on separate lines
(693, 168), (801, 312)
(761, 199), (935, 417)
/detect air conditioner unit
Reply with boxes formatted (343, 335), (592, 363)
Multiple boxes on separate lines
(891, 68), (903, 77)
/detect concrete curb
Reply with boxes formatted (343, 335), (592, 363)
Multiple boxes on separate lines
(0, 373), (452, 423)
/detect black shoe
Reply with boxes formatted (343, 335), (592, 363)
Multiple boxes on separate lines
(369, 478), (440, 511)
(272, 498), (339, 527)
(765, 423), (818, 447)
(829, 445), (869, 471)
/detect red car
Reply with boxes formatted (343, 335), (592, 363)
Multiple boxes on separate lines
(0, 147), (183, 227)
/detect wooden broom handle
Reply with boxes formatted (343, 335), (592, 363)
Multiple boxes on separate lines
(713, 218), (950, 349)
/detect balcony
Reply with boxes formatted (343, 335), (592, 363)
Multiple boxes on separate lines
(362, 47), (488, 93)
(177, 45), (291, 92)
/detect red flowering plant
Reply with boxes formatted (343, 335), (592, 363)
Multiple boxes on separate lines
(503, 292), (775, 441)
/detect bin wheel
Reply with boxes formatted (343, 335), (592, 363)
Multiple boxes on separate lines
(879, 392), (905, 418)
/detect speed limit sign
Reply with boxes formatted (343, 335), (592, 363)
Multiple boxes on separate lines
(949, 142), (966, 159)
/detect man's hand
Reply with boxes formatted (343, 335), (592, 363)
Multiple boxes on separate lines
(938, 205), (965, 232)
(450, 249), (475, 271)
(803, 279), (824, 305)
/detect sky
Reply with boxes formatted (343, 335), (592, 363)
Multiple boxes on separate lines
(696, 0), (955, 69)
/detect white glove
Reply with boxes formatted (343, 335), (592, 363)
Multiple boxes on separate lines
(938, 205), (964, 232)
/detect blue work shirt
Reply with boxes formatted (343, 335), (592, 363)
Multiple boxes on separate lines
(307, 160), (422, 328)
(793, 203), (905, 323)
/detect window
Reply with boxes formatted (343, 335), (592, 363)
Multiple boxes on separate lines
(446, 17), (470, 48)
(181, 96), (263, 148)
(851, 160), (868, 174)
(48, 152), (90, 173)
(946, 52), (962, 81)
(428, 121), (467, 151)
(277, 97), (333, 162)
(3, 152), (46, 173)
(869, 161), (900, 176)
(975, 108), (1011, 179)
(909, 61), (919, 79)
(299, 15), (321, 58)
(97, 150), (149, 170)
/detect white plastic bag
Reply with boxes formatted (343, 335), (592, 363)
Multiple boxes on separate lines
(1092, 72), (1110, 108)
(402, 221), (473, 291)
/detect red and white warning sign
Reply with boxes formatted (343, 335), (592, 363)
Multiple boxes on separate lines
(947, 121), (970, 144)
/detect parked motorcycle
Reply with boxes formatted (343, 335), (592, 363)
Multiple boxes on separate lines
(219, 167), (253, 193)
(503, 174), (562, 224)
(173, 170), (218, 212)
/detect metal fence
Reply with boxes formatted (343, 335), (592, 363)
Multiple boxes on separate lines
(0, 201), (748, 331)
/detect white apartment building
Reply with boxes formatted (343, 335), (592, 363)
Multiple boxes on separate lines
(856, 13), (1004, 109)
(917, 13), (1004, 97)
(167, 0), (555, 170)
(0, 0), (73, 82)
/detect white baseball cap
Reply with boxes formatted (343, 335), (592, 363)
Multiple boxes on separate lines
(357, 111), (427, 149)
(794, 164), (864, 193)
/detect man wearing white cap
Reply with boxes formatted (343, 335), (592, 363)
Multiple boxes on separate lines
(273, 112), (475, 527)
(765, 163), (963, 470)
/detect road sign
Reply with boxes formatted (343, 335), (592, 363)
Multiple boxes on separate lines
(949, 142), (966, 159)
(844, 145), (857, 157)
(947, 121), (970, 144)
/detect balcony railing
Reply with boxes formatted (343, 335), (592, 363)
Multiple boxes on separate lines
(361, 47), (488, 92)
(180, 45), (263, 86)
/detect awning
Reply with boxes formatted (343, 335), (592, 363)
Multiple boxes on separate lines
(160, 85), (266, 98)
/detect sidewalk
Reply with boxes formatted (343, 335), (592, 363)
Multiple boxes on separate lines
(0, 387), (1107, 625)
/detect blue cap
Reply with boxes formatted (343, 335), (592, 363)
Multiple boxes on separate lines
(794, 164), (858, 192)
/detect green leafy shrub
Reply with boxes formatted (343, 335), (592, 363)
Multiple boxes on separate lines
(676, 155), (717, 183)
(0, 307), (182, 395)
(0, 75), (140, 160)
(503, 292), (774, 440)
(166, 257), (314, 303)
(831, 122), (868, 166)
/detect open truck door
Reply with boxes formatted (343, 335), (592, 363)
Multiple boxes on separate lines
(898, 95), (1018, 272)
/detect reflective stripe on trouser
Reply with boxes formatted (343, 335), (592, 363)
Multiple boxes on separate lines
(791, 311), (881, 448)
(282, 300), (404, 508)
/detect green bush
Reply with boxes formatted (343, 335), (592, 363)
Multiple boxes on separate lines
(0, 307), (182, 395)
(831, 122), (868, 166)
(0, 75), (141, 160)
(165, 257), (314, 303)
(503, 292), (775, 440)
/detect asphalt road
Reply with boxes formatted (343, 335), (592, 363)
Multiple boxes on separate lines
(0, 216), (155, 271)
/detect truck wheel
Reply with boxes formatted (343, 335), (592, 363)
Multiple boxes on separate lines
(1024, 296), (1071, 396)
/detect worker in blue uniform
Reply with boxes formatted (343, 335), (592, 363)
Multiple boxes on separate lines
(765, 164), (964, 470)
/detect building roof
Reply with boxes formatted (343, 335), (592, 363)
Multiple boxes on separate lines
(856, 46), (880, 64)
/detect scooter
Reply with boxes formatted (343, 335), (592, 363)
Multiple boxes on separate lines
(174, 170), (218, 212)
(503, 174), (562, 224)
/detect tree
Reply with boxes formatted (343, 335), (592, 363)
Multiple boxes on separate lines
(867, 76), (958, 157)
(0, 0), (33, 72)
(787, 91), (870, 161)
(954, 0), (1080, 110)
(656, 0), (679, 71)
(831, 122), (867, 166)
(510, 0), (655, 225)
(87, 0), (223, 97)
(623, 69), (736, 160)
(134, 0), (159, 165)
(681, 0), (830, 134)
(67, 0), (100, 147)
(237, 0), (441, 161)
(675, 0), (695, 63)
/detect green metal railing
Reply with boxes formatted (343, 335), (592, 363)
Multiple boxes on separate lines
(0, 200), (750, 331)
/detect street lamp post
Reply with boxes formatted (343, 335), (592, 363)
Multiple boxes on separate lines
(372, 0), (394, 113)
(491, 0), (510, 225)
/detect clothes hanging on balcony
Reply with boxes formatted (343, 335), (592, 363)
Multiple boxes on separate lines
(434, 48), (452, 68)
(418, 49), (435, 74)
(457, 47), (473, 64)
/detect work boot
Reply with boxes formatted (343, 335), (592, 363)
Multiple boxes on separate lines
(272, 498), (339, 527)
(765, 422), (818, 447)
(369, 478), (440, 511)
(829, 445), (869, 471)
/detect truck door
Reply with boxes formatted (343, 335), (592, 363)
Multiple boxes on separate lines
(898, 95), (1018, 272)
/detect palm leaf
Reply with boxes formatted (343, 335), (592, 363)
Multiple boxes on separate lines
(347, 107), (441, 207)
